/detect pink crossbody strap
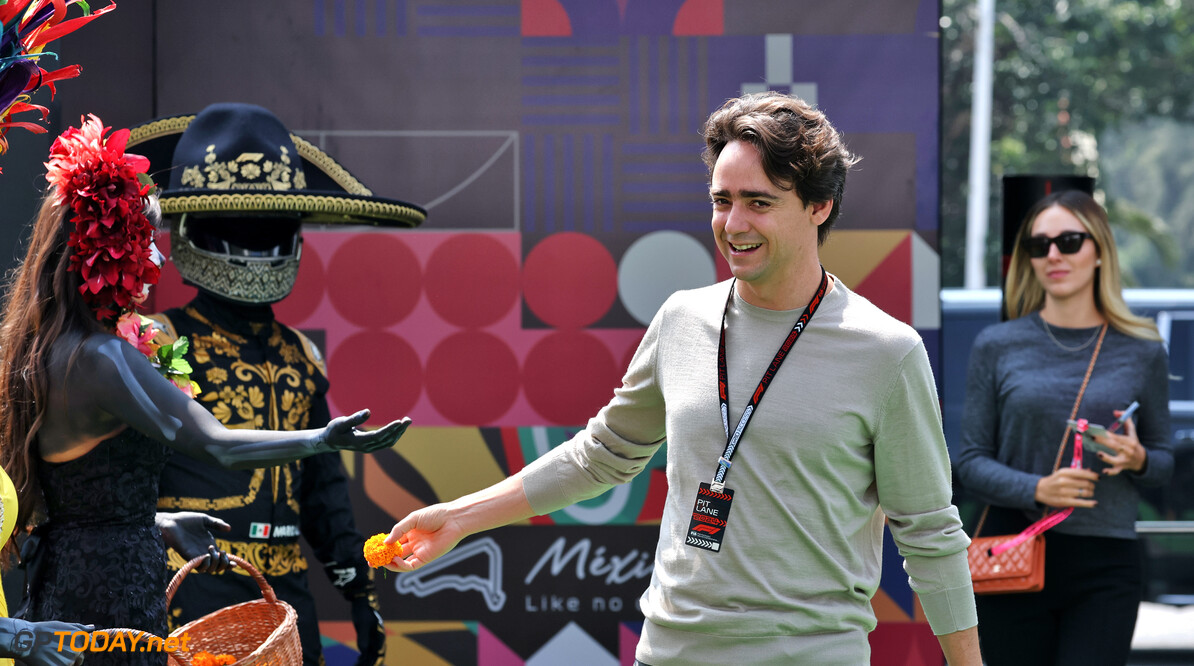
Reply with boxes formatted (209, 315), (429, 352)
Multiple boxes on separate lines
(974, 323), (1108, 548)
(989, 420), (1090, 555)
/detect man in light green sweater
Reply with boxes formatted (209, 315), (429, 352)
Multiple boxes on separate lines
(383, 91), (981, 665)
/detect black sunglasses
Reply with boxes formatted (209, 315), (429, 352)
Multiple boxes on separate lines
(1021, 231), (1094, 259)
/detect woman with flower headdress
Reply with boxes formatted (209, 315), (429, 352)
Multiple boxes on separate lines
(0, 115), (411, 664)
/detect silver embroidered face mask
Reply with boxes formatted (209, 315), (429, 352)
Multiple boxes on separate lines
(171, 214), (303, 304)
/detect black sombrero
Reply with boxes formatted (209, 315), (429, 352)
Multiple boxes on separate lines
(126, 103), (425, 228)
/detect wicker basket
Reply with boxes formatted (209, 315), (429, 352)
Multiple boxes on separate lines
(163, 553), (303, 666)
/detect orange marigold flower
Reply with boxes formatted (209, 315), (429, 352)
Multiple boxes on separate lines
(364, 533), (404, 568)
(192, 652), (236, 666)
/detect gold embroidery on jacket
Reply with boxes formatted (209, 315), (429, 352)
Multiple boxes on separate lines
(165, 539), (308, 577)
(157, 307), (321, 514)
(157, 469), (265, 511)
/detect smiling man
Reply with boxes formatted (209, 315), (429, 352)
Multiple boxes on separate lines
(382, 92), (981, 665)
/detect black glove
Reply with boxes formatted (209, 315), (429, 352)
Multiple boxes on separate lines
(157, 511), (233, 573)
(320, 411), (411, 453)
(325, 561), (385, 666)
(350, 590), (386, 666)
(0, 617), (92, 665)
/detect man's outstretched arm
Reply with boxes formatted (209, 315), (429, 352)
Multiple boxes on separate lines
(937, 625), (981, 665)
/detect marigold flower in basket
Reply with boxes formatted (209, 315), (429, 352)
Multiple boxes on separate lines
(364, 533), (404, 568)
(192, 652), (236, 666)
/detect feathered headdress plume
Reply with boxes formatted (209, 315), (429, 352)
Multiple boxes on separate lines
(1, 0), (115, 170)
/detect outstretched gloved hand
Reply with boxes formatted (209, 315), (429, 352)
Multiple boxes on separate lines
(319, 410), (411, 453)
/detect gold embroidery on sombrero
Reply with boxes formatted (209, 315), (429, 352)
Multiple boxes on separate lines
(160, 192), (427, 225)
(180, 144), (306, 191)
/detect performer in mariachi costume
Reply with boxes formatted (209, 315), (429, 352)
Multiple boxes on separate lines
(127, 104), (425, 666)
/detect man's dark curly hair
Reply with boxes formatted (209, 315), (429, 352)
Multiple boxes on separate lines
(702, 92), (859, 246)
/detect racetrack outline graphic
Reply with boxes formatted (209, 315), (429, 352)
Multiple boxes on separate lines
(392, 536), (507, 612)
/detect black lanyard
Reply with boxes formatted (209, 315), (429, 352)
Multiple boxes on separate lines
(711, 266), (829, 492)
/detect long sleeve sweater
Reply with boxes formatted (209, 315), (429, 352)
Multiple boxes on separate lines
(519, 278), (976, 665)
(955, 312), (1173, 538)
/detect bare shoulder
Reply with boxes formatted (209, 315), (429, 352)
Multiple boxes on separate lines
(41, 332), (131, 461)
(59, 331), (147, 385)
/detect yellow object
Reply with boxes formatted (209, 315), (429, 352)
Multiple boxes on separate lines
(1, 466), (19, 666)
(363, 533), (404, 568)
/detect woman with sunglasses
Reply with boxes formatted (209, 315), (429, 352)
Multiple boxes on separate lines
(955, 189), (1173, 665)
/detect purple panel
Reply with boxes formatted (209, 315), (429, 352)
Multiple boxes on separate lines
(623, 0), (690, 35)
(836, 133), (917, 232)
(524, 134), (537, 234)
(563, 133), (576, 231)
(544, 134), (556, 232)
(395, 0), (407, 35)
(522, 114), (622, 125)
(724, 0), (921, 35)
(629, 36), (641, 135)
(704, 36), (766, 106)
(418, 25), (520, 36)
(552, 0), (692, 36)
(314, 0), (326, 35)
(647, 37), (660, 135)
(418, 5), (519, 16)
(522, 94), (623, 106)
(554, 0), (622, 34)
(793, 36), (936, 134)
(603, 133), (615, 232)
(521, 75), (621, 86)
(622, 162), (706, 175)
(522, 55), (620, 66)
(668, 37), (680, 134)
(583, 134), (596, 233)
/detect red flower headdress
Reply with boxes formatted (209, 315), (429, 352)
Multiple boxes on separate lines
(45, 114), (159, 324)
(1, 0), (116, 170)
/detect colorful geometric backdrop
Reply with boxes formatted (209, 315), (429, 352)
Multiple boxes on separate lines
(6, 1), (944, 664)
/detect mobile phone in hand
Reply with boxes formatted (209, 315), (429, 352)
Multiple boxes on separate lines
(1066, 419), (1114, 455)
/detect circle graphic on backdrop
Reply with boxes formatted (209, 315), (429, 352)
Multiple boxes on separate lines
(329, 331), (422, 424)
(328, 234), (421, 329)
(426, 331), (520, 424)
(274, 242), (325, 325)
(618, 231), (715, 326)
(523, 232), (617, 328)
(425, 235), (519, 328)
(523, 330), (621, 425)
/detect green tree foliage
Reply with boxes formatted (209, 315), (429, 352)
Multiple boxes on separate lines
(941, 0), (1194, 287)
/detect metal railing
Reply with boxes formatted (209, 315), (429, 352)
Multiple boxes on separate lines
(1137, 521), (1194, 534)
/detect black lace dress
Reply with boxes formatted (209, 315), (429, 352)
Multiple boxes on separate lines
(27, 427), (172, 665)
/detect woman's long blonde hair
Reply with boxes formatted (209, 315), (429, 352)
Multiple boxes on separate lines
(1004, 189), (1160, 341)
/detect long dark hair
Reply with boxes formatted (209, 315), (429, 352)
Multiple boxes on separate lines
(0, 192), (106, 565)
